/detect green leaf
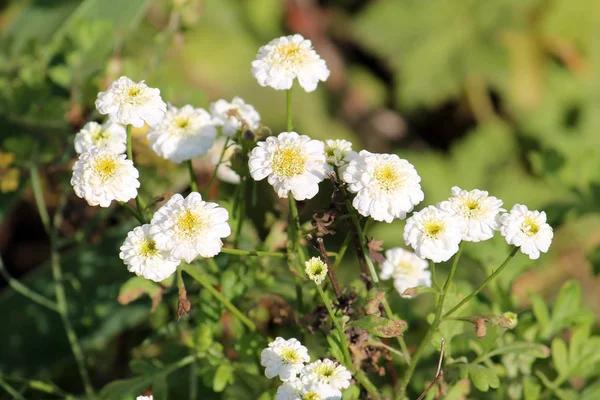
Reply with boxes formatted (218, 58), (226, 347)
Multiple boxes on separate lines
(401, 285), (440, 297)
(524, 377), (541, 400)
(327, 331), (346, 363)
(99, 374), (161, 399)
(349, 315), (407, 338)
(152, 376), (168, 400)
(551, 338), (569, 378)
(117, 276), (163, 312)
(530, 294), (550, 330)
(461, 364), (500, 392)
(444, 379), (471, 400)
(213, 363), (234, 392)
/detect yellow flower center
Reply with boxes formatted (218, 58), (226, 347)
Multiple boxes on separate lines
(123, 85), (148, 105)
(93, 156), (118, 181)
(304, 393), (321, 400)
(522, 217), (540, 236)
(176, 210), (206, 239)
(175, 117), (190, 129)
(315, 364), (335, 379)
(128, 86), (141, 98)
(91, 128), (108, 143)
(277, 43), (306, 66)
(271, 146), (306, 178)
(139, 238), (159, 258)
(280, 348), (301, 364)
(398, 261), (417, 275)
(424, 220), (444, 239)
(374, 163), (403, 192)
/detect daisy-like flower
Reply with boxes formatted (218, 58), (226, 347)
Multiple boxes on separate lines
(323, 139), (357, 175)
(342, 151), (424, 223)
(248, 132), (327, 200)
(149, 193), (231, 263)
(261, 337), (310, 381)
(305, 257), (328, 285)
(276, 378), (342, 400)
(119, 224), (181, 282)
(403, 206), (464, 263)
(136, 396), (153, 400)
(210, 96), (261, 137)
(95, 76), (166, 128)
(71, 146), (140, 207)
(499, 204), (553, 260)
(252, 34), (330, 92)
(301, 359), (351, 391)
(438, 186), (504, 242)
(147, 104), (217, 164)
(380, 248), (431, 298)
(74, 121), (126, 155)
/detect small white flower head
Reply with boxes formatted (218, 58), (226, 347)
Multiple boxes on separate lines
(438, 186), (505, 242)
(248, 132), (327, 200)
(147, 104), (217, 164)
(261, 337), (310, 381)
(119, 224), (181, 282)
(305, 257), (328, 285)
(210, 96), (261, 137)
(380, 248), (431, 298)
(323, 139), (357, 174)
(149, 193), (231, 263)
(342, 151), (424, 223)
(95, 76), (166, 128)
(301, 359), (351, 391)
(499, 204), (553, 260)
(251, 34), (330, 92)
(403, 206), (465, 263)
(276, 378), (342, 400)
(207, 137), (242, 184)
(71, 146), (140, 207)
(74, 121), (126, 155)
(136, 397), (153, 400)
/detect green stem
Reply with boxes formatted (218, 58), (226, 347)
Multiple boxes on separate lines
(126, 124), (147, 221)
(220, 247), (286, 258)
(205, 137), (230, 195)
(286, 88), (293, 131)
(118, 201), (145, 224)
(187, 160), (199, 192)
(0, 374), (70, 398)
(0, 254), (59, 313)
(443, 247), (518, 319)
(331, 232), (351, 272)
(183, 263), (256, 331)
(30, 168), (95, 398)
(316, 285), (380, 400)
(396, 244), (464, 399)
(344, 199), (378, 283)
(0, 375), (26, 400)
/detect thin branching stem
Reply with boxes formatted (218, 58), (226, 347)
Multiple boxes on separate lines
(187, 159), (199, 192)
(205, 137), (230, 195)
(126, 124), (147, 221)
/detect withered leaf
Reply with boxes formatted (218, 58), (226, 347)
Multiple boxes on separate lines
(473, 318), (487, 339)
(312, 207), (338, 236)
(118, 276), (164, 313)
(364, 289), (385, 316)
(350, 315), (407, 338)
(177, 286), (191, 319)
(367, 238), (385, 264)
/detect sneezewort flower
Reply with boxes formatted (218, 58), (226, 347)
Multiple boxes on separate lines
(305, 257), (328, 285)
(74, 121), (126, 155)
(342, 150), (424, 222)
(252, 34), (330, 92)
(276, 378), (342, 400)
(71, 146), (140, 207)
(261, 337), (310, 381)
(95, 76), (166, 128)
(147, 104), (217, 164)
(499, 204), (553, 260)
(119, 224), (181, 282)
(210, 96), (261, 137)
(300, 359), (351, 391)
(379, 247), (431, 298)
(149, 192), (231, 263)
(323, 139), (357, 175)
(248, 131), (327, 200)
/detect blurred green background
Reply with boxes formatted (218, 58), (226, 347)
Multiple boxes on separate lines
(1, 0), (600, 398)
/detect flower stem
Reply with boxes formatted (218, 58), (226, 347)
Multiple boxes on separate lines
(396, 243), (464, 399)
(220, 247), (286, 258)
(0, 376), (25, 400)
(126, 124), (147, 221)
(118, 201), (145, 224)
(316, 284), (380, 400)
(286, 88), (293, 131)
(443, 247), (518, 319)
(183, 263), (256, 331)
(187, 159), (199, 192)
(0, 253), (59, 313)
(205, 137), (230, 195)
(30, 167), (95, 398)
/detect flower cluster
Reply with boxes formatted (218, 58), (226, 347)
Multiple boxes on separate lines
(380, 248), (431, 298)
(261, 338), (351, 400)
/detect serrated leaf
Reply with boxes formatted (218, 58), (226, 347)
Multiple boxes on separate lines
(462, 364), (500, 392)
(349, 315), (407, 338)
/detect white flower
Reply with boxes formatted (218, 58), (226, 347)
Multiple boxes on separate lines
(499, 204), (553, 260)
(248, 132), (327, 200)
(119, 224), (181, 282)
(342, 151), (424, 223)
(380, 248), (431, 298)
(438, 186), (504, 242)
(74, 121), (126, 155)
(210, 96), (261, 137)
(147, 104), (217, 164)
(301, 359), (351, 391)
(207, 137), (241, 184)
(149, 193), (231, 263)
(95, 76), (166, 128)
(403, 206), (464, 263)
(71, 146), (140, 207)
(261, 337), (310, 381)
(136, 397), (153, 400)
(305, 257), (328, 285)
(251, 34), (330, 92)
(276, 378), (342, 400)
(323, 139), (357, 174)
